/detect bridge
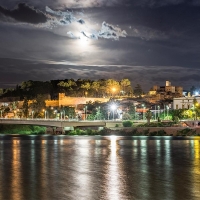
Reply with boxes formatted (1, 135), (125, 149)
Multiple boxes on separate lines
(0, 118), (125, 134)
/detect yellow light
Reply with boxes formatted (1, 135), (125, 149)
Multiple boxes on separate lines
(112, 88), (116, 92)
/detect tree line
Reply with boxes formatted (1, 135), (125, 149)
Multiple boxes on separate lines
(0, 78), (144, 100)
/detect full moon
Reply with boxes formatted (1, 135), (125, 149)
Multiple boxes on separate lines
(79, 34), (89, 47)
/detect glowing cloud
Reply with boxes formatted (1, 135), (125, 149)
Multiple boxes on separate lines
(45, 6), (127, 41)
(0, 3), (127, 41)
(98, 22), (127, 40)
(45, 6), (83, 25)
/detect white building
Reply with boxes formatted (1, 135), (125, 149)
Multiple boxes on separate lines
(173, 96), (200, 109)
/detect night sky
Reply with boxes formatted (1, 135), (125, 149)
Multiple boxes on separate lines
(1, 0), (200, 91)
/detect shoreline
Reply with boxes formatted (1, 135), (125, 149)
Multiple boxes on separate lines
(1, 124), (200, 136)
(102, 127), (200, 136)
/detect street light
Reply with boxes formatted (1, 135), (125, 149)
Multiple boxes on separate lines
(134, 106), (137, 120)
(158, 106), (160, 118)
(143, 106), (146, 120)
(111, 104), (117, 120)
(31, 111), (34, 119)
(85, 106), (87, 121)
(43, 110), (47, 119)
(54, 110), (57, 119)
(96, 106), (100, 120)
(163, 104), (165, 119)
(108, 111), (110, 120)
(63, 110), (65, 120)
(166, 106), (169, 120)
(61, 111), (63, 120)
(142, 104), (145, 120)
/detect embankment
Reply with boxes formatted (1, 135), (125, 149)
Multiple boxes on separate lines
(101, 127), (200, 136)
(0, 124), (45, 135)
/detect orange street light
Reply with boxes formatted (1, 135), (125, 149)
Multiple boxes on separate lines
(112, 87), (116, 92)
(112, 87), (116, 97)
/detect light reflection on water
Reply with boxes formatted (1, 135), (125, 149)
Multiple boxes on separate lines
(105, 136), (121, 200)
(0, 136), (199, 200)
(11, 139), (22, 200)
(192, 140), (200, 199)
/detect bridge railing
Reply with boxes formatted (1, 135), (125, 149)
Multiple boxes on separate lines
(0, 118), (123, 123)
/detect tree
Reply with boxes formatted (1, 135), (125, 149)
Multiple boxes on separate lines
(134, 84), (143, 97)
(4, 107), (10, 115)
(171, 109), (184, 121)
(105, 79), (120, 97)
(22, 97), (29, 118)
(122, 113), (132, 120)
(9, 101), (19, 111)
(63, 106), (76, 119)
(145, 110), (152, 124)
(58, 80), (77, 90)
(128, 104), (136, 119)
(95, 107), (104, 120)
(98, 79), (107, 97)
(91, 81), (100, 97)
(120, 79), (131, 96)
(183, 109), (193, 119)
(0, 88), (3, 96)
(20, 80), (52, 99)
(81, 82), (91, 90)
(173, 116), (179, 124)
(30, 94), (46, 118)
(190, 86), (196, 96)
(21, 80), (33, 91)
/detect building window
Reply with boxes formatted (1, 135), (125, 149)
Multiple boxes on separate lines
(176, 104), (178, 109)
(182, 104), (184, 109)
(188, 105), (190, 109)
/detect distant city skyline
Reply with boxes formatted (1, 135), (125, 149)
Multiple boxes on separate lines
(1, 0), (200, 90)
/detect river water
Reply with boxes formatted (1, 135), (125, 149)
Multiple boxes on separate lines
(0, 135), (199, 200)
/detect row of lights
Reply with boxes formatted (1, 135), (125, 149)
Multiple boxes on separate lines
(42, 109), (66, 120)
(0, 103), (170, 121)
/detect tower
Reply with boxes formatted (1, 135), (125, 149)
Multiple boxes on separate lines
(166, 81), (171, 86)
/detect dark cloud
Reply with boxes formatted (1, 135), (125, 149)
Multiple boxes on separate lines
(0, 1), (200, 91)
(0, 57), (200, 91)
(133, 0), (199, 7)
(0, 0), (200, 9)
(0, 3), (47, 24)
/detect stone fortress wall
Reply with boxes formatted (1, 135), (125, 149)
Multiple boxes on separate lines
(56, 93), (110, 107)
(1, 93), (110, 109)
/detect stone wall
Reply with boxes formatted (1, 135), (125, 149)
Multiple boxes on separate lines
(0, 93), (110, 109)
(58, 93), (110, 107)
(45, 100), (59, 107)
